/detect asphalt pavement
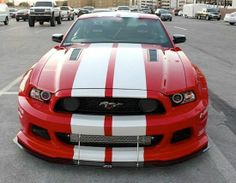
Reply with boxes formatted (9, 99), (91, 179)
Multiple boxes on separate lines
(0, 17), (236, 183)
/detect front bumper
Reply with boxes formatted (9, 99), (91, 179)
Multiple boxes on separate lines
(17, 94), (208, 166)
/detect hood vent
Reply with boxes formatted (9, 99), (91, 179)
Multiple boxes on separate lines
(70, 49), (82, 61)
(148, 49), (158, 62)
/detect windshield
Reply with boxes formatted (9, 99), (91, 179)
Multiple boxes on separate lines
(160, 9), (170, 14)
(207, 8), (218, 13)
(61, 7), (69, 10)
(117, 6), (129, 11)
(63, 17), (172, 48)
(35, 2), (52, 7)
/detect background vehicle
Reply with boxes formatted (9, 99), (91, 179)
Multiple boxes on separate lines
(83, 6), (94, 12)
(173, 8), (182, 16)
(0, 3), (9, 25)
(117, 6), (130, 12)
(155, 9), (172, 21)
(183, 4), (207, 18)
(60, 6), (74, 21)
(77, 8), (90, 17)
(73, 8), (79, 15)
(28, 0), (61, 27)
(9, 8), (17, 18)
(228, 12), (236, 25)
(16, 9), (29, 22)
(93, 9), (112, 13)
(196, 8), (221, 20)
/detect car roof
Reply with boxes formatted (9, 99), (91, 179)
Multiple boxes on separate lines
(78, 12), (159, 20)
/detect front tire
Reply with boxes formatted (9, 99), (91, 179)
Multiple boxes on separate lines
(28, 16), (35, 27)
(56, 15), (61, 24)
(229, 22), (235, 25)
(39, 21), (44, 25)
(50, 14), (56, 27)
(4, 17), (9, 25)
(16, 18), (19, 22)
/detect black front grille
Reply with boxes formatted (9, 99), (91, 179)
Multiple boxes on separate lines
(34, 9), (45, 13)
(56, 133), (163, 147)
(54, 97), (165, 115)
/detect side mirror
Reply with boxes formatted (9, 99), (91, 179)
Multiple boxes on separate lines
(173, 34), (186, 44)
(52, 34), (63, 43)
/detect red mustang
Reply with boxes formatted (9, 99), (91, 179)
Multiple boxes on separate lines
(16, 12), (208, 167)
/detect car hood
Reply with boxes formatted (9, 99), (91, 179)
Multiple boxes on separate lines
(31, 43), (195, 95)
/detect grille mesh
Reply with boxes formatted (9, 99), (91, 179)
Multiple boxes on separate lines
(56, 133), (163, 147)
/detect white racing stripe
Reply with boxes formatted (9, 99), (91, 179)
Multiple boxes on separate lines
(71, 114), (105, 135)
(73, 146), (105, 162)
(112, 147), (144, 162)
(112, 116), (146, 136)
(72, 43), (113, 97)
(113, 43), (147, 98)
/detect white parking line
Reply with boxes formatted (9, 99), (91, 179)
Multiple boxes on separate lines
(174, 26), (187, 31)
(0, 76), (22, 97)
(1, 91), (18, 95)
(208, 137), (236, 183)
(0, 26), (26, 33)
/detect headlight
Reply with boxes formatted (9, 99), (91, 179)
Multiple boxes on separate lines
(30, 88), (51, 102)
(30, 9), (35, 13)
(45, 8), (51, 12)
(138, 99), (158, 113)
(170, 91), (196, 105)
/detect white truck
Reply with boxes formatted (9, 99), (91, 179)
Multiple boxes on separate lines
(182, 4), (207, 18)
(0, 3), (9, 25)
(29, 0), (61, 27)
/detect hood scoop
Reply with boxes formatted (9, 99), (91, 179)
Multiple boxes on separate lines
(148, 49), (158, 62)
(70, 49), (82, 61)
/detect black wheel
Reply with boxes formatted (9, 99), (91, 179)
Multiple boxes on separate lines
(56, 15), (61, 24)
(4, 17), (9, 25)
(68, 16), (70, 21)
(229, 22), (235, 25)
(71, 15), (74, 20)
(39, 21), (44, 25)
(50, 14), (56, 27)
(16, 18), (19, 22)
(28, 16), (35, 27)
(23, 19), (26, 21)
(206, 15), (210, 20)
(169, 18), (172, 21)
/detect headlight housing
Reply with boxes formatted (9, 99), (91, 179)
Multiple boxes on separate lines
(170, 91), (196, 105)
(45, 8), (51, 13)
(30, 88), (51, 102)
(30, 9), (35, 13)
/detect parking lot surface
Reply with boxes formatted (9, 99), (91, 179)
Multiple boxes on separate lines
(0, 17), (236, 183)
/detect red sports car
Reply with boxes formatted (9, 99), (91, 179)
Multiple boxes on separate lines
(16, 12), (208, 167)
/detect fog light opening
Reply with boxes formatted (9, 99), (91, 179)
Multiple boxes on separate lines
(31, 125), (50, 140)
(171, 128), (192, 144)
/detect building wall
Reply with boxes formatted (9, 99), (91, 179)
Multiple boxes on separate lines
(137, 0), (158, 8)
(233, 0), (236, 7)
(68, 0), (93, 8)
(68, 0), (129, 8)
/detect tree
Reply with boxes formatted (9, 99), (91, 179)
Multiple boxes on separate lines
(6, 2), (14, 7)
(19, 2), (30, 7)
